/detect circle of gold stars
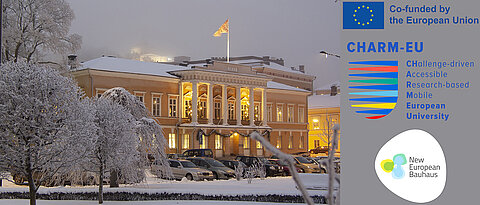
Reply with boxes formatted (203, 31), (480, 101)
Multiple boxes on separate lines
(353, 5), (374, 26)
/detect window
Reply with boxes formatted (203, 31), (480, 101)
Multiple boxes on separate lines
(228, 101), (235, 120)
(243, 136), (250, 149)
(313, 118), (320, 130)
(254, 103), (261, 121)
(200, 135), (207, 149)
(96, 88), (107, 98)
(288, 136), (293, 149)
(267, 104), (273, 122)
(276, 136), (282, 149)
(168, 95), (178, 117)
(215, 135), (222, 150)
(256, 140), (262, 149)
(314, 140), (320, 148)
(134, 92), (145, 103)
(152, 96), (161, 116)
(214, 101), (221, 119)
(298, 106), (305, 123)
(168, 133), (176, 149)
(184, 100), (192, 118)
(198, 101), (207, 119)
(299, 136), (304, 149)
(241, 103), (249, 120)
(287, 105), (294, 123)
(183, 134), (190, 149)
(276, 104), (283, 122)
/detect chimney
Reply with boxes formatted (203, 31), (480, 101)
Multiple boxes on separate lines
(262, 56), (270, 65)
(331, 85), (338, 96)
(299, 65), (305, 73)
(67, 54), (78, 70)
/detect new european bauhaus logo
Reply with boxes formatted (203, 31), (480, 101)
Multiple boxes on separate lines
(343, 2), (384, 29)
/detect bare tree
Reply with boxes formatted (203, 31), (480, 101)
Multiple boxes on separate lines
(1, 0), (81, 64)
(0, 62), (95, 205)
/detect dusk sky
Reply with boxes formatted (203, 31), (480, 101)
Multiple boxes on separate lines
(66, 0), (341, 88)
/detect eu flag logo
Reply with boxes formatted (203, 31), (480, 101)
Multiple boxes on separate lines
(343, 2), (384, 29)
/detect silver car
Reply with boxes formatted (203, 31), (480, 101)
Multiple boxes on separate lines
(187, 157), (236, 180)
(152, 159), (214, 181)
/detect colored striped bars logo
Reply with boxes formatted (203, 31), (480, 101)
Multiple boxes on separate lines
(348, 60), (398, 119)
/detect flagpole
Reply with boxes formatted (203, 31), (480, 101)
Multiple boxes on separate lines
(227, 19), (230, 63)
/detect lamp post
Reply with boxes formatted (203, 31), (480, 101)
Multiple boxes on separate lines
(319, 51), (341, 59)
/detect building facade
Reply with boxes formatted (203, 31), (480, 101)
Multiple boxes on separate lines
(307, 84), (341, 156)
(72, 57), (311, 158)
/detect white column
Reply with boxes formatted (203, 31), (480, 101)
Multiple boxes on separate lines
(236, 86), (242, 126)
(249, 87), (255, 126)
(208, 83), (213, 124)
(179, 82), (183, 123)
(192, 81), (198, 124)
(262, 88), (268, 126)
(222, 85), (228, 125)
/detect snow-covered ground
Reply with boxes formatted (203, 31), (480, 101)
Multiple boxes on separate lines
(1, 174), (326, 196)
(0, 199), (306, 205)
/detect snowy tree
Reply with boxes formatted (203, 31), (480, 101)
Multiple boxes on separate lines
(1, 0), (81, 64)
(0, 62), (95, 205)
(100, 88), (171, 178)
(77, 98), (140, 204)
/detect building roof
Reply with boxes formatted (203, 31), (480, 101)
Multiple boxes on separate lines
(79, 56), (183, 78)
(78, 57), (309, 92)
(315, 81), (341, 90)
(308, 94), (340, 109)
(267, 81), (309, 92)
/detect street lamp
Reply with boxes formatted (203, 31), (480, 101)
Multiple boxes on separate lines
(319, 51), (341, 59)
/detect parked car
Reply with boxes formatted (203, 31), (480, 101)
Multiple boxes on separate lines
(268, 159), (303, 176)
(167, 153), (185, 159)
(309, 146), (329, 154)
(294, 156), (322, 173)
(219, 160), (246, 170)
(235, 156), (283, 177)
(183, 149), (214, 158)
(306, 157), (327, 173)
(152, 159), (213, 181)
(186, 157), (235, 179)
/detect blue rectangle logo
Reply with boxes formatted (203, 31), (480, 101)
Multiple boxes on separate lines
(343, 2), (384, 29)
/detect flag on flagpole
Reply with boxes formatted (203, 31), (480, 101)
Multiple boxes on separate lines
(213, 19), (229, 37)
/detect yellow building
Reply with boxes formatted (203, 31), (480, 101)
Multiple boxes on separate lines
(308, 84), (340, 156)
(72, 56), (314, 158)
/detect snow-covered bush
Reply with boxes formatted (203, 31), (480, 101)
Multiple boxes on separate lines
(0, 62), (95, 205)
(234, 163), (244, 181)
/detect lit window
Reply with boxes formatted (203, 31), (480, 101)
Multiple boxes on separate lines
(200, 135), (207, 149)
(288, 136), (293, 149)
(314, 140), (320, 148)
(313, 118), (320, 130)
(152, 96), (161, 117)
(198, 101), (207, 119)
(215, 135), (222, 150)
(214, 101), (221, 119)
(168, 133), (176, 149)
(267, 104), (273, 122)
(184, 100), (192, 119)
(276, 136), (282, 149)
(136, 95), (144, 103)
(168, 95), (178, 117)
(287, 105), (294, 123)
(183, 134), (190, 149)
(243, 136), (250, 149)
(256, 140), (262, 149)
(254, 103), (261, 121)
(298, 106), (305, 123)
(276, 104), (283, 122)
(228, 101), (235, 120)
(241, 97), (249, 120)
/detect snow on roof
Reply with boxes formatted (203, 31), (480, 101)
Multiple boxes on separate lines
(79, 57), (183, 78)
(267, 81), (309, 92)
(308, 94), (340, 109)
(315, 81), (341, 90)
